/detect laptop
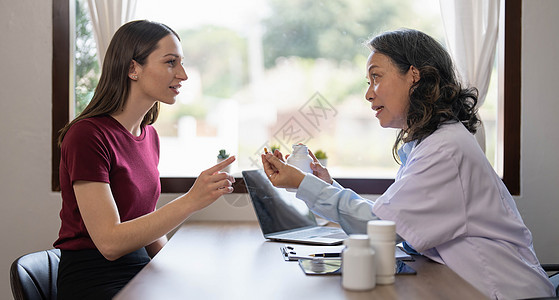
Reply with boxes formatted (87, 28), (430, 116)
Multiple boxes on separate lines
(242, 169), (348, 245)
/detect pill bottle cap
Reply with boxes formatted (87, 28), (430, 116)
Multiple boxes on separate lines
(291, 144), (309, 155)
(367, 220), (396, 237)
(344, 234), (370, 247)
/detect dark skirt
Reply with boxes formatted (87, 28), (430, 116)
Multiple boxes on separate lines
(57, 248), (150, 300)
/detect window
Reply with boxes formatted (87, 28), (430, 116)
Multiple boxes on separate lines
(52, 0), (521, 195)
(134, 0), (449, 179)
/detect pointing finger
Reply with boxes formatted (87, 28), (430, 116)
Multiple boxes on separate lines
(307, 149), (319, 163)
(207, 156), (236, 174)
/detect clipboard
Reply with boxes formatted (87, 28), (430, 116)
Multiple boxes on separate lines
(280, 244), (413, 261)
(280, 245), (345, 261)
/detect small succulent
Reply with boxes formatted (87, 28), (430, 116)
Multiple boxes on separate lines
(314, 150), (328, 159)
(217, 149), (230, 159)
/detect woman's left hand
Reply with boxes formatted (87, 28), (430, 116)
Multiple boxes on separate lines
(308, 149), (333, 184)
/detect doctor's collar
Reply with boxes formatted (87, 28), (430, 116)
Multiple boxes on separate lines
(398, 140), (417, 166)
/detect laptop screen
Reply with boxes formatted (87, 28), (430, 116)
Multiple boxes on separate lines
(242, 170), (317, 234)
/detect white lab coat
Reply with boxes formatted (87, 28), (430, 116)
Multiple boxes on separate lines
(296, 122), (554, 299)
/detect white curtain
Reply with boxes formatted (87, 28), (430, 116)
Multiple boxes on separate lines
(87, 0), (138, 65)
(439, 0), (500, 152)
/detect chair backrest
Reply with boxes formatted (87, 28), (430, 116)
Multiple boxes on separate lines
(10, 249), (61, 300)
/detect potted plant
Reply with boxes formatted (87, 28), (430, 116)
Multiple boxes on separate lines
(217, 149), (231, 172)
(314, 150), (328, 166)
(270, 144), (281, 154)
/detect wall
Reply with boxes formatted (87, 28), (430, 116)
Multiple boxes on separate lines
(0, 0), (61, 299)
(517, 0), (559, 262)
(0, 0), (558, 299)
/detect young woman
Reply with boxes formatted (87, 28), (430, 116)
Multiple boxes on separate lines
(54, 20), (235, 299)
(261, 29), (554, 299)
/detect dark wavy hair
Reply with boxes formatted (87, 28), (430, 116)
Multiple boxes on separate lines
(367, 29), (479, 162)
(58, 20), (180, 147)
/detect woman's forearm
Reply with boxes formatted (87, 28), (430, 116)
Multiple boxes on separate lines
(90, 192), (199, 261)
(145, 235), (168, 258)
(296, 174), (379, 234)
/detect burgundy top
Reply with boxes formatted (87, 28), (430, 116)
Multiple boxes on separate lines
(54, 115), (160, 250)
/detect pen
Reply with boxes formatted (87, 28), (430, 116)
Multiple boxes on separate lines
(309, 253), (341, 257)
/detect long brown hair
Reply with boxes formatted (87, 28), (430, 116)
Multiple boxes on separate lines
(58, 20), (180, 147)
(367, 29), (479, 162)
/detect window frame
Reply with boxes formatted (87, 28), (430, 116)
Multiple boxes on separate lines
(52, 0), (521, 195)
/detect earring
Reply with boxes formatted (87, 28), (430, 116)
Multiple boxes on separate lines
(130, 75), (138, 80)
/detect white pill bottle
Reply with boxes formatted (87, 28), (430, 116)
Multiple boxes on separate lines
(285, 144), (313, 192)
(367, 220), (396, 285)
(341, 234), (376, 291)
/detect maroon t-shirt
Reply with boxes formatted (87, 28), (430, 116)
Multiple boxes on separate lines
(54, 115), (161, 250)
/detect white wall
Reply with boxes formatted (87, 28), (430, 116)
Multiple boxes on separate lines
(0, 0), (558, 299)
(0, 0), (61, 299)
(518, 0), (559, 263)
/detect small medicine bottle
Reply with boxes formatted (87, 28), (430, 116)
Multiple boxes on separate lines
(342, 234), (376, 291)
(367, 220), (396, 285)
(285, 144), (313, 192)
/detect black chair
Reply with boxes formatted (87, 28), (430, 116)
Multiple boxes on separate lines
(10, 249), (61, 300)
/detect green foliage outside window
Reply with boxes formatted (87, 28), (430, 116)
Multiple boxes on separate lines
(262, 0), (402, 68)
(74, 0), (428, 118)
(74, 0), (99, 116)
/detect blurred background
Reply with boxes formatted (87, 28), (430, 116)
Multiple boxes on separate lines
(73, 0), (498, 178)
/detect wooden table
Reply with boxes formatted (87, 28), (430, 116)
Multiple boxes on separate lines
(115, 221), (486, 299)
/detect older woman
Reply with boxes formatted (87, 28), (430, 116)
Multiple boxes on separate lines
(262, 29), (554, 299)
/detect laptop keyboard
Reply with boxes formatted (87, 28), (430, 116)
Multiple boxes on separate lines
(276, 227), (345, 239)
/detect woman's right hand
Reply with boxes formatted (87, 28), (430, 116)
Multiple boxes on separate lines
(186, 156), (236, 211)
(308, 149), (333, 184)
(73, 156), (236, 261)
(261, 150), (305, 189)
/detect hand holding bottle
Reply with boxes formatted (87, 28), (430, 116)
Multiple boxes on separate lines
(284, 144), (333, 185)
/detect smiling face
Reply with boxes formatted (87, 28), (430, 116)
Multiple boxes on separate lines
(365, 51), (416, 129)
(130, 34), (188, 105)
